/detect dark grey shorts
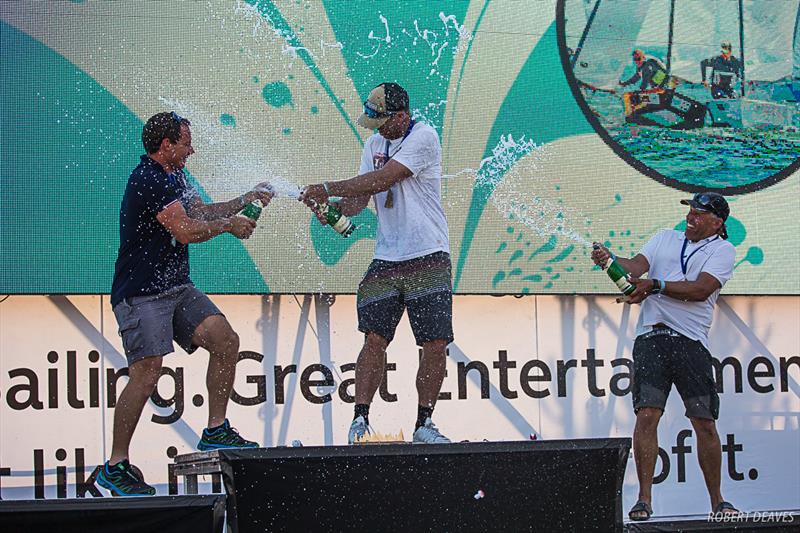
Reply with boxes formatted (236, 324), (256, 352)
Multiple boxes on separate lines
(632, 327), (720, 420)
(113, 284), (223, 365)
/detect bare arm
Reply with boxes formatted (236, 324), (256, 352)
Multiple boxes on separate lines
(328, 160), (412, 197)
(337, 195), (371, 217)
(591, 242), (723, 304)
(300, 160), (413, 207)
(187, 181), (274, 221)
(648, 272), (721, 301)
(626, 272), (722, 304)
(156, 201), (255, 244)
(187, 193), (251, 221)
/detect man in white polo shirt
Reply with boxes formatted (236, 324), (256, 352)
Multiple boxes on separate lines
(591, 192), (739, 521)
(301, 82), (452, 445)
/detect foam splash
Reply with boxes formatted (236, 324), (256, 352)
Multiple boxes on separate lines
(439, 12), (473, 54)
(233, 0), (319, 64)
(477, 135), (593, 248)
(412, 99), (448, 130)
(363, 11), (473, 77)
(158, 96), (302, 198)
(233, 0), (302, 66)
(356, 14), (390, 59)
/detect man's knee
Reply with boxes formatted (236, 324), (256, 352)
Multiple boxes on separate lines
(690, 417), (719, 440)
(422, 339), (448, 357)
(210, 331), (240, 356)
(635, 407), (663, 431)
(363, 332), (389, 355)
(129, 356), (163, 393)
(222, 329), (240, 353)
(195, 316), (240, 355)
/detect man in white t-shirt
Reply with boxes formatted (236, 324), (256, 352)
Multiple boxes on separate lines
(591, 192), (739, 522)
(300, 82), (453, 445)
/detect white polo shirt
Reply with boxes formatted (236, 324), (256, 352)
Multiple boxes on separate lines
(636, 229), (736, 348)
(358, 121), (449, 262)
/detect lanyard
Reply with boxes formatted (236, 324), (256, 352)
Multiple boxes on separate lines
(383, 119), (415, 161)
(381, 120), (415, 209)
(680, 236), (719, 276)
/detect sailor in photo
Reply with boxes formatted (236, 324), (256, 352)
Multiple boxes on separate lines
(701, 41), (744, 99)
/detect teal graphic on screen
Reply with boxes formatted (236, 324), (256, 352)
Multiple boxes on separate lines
(1, 1), (797, 295)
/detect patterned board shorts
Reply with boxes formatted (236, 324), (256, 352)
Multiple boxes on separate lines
(357, 251), (453, 346)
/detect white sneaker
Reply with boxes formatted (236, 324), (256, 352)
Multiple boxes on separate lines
(412, 418), (451, 444)
(348, 415), (371, 444)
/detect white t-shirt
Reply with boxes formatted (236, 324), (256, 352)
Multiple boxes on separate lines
(358, 121), (449, 261)
(636, 229), (736, 348)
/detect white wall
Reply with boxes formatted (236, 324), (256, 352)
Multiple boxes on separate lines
(1, 294), (798, 515)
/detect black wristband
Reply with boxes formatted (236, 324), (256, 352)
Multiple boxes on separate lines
(650, 279), (662, 294)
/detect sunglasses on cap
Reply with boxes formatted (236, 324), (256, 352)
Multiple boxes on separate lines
(170, 111), (184, 124)
(362, 103), (394, 119)
(690, 193), (728, 219)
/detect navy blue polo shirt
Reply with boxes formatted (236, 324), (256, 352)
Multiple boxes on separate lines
(110, 155), (198, 306)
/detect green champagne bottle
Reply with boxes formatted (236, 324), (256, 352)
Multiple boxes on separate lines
(594, 245), (635, 296)
(240, 200), (263, 221)
(320, 202), (355, 237)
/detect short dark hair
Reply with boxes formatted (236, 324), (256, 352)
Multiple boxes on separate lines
(142, 112), (191, 154)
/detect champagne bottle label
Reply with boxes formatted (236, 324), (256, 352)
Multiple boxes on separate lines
(605, 258), (635, 295)
(321, 203), (355, 237)
(240, 201), (262, 221)
(331, 217), (351, 234)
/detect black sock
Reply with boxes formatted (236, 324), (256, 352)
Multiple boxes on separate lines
(354, 403), (370, 425)
(416, 405), (434, 430)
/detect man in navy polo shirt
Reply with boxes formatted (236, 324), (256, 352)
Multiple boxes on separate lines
(97, 112), (273, 496)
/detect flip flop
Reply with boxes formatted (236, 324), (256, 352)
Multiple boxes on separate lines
(713, 501), (740, 515)
(628, 501), (653, 521)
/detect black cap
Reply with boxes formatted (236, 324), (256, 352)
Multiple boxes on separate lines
(681, 192), (730, 239)
(382, 82), (409, 112)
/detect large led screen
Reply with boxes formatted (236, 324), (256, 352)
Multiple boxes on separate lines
(1, 0), (798, 294)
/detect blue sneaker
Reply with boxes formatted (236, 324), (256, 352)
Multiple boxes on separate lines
(96, 460), (156, 496)
(197, 419), (259, 451)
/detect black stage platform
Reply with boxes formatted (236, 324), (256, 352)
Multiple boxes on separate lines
(219, 437), (631, 533)
(2, 444), (796, 533)
(0, 494), (225, 533)
(624, 511), (800, 532)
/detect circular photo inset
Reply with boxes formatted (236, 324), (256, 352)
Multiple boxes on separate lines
(557, 0), (800, 194)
